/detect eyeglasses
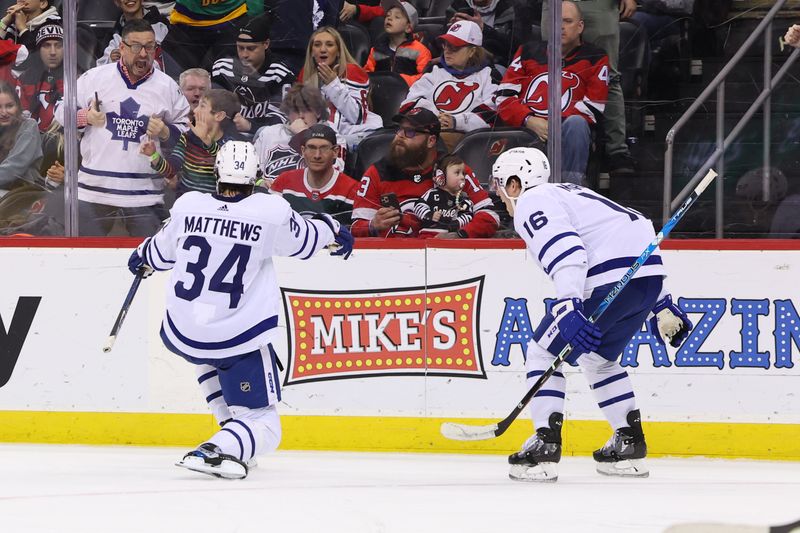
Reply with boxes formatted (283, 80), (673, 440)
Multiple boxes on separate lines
(303, 145), (335, 155)
(396, 126), (429, 139)
(122, 41), (157, 54)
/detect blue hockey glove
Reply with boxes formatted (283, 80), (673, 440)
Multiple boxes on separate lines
(649, 294), (693, 347)
(127, 249), (153, 278)
(331, 225), (354, 260)
(551, 298), (602, 357)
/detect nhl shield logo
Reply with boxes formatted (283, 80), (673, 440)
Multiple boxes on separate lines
(413, 174), (422, 183)
(311, 191), (320, 201)
(241, 75), (249, 82)
(240, 382), (251, 392)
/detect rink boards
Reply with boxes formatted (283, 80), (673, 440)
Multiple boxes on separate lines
(0, 238), (799, 459)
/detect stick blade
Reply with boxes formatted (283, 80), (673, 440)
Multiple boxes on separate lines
(440, 422), (499, 441)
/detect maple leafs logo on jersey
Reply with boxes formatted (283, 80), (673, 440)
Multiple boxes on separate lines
(522, 72), (581, 116)
(433, 81), (480, 114)
(105, 97), (149, 150)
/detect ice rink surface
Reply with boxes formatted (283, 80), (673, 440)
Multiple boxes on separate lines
(1, 444), (799, 533)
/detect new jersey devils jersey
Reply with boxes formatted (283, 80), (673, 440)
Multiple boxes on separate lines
(351, 157), (498, 238)
(497, 41), (609, 127)
(401, 62), (498, 132)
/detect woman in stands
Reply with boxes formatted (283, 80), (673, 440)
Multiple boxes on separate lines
(0, 81), (44, 196)
(400, 21), (500, 151)
(298, 26), (381, 147)
(253, 83), (345, 188)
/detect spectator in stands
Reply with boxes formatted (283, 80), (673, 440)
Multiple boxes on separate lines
(0, 79), (42, 181)
(16, 23), (62, 132)
(140, 88), (241, 194)
(270, 123), (357, 226)
(0, 38), (26, 84)
(97, 0), (171, 70)
(401, 21), (499, 152)
(447, 0), (538, 66)
(0, 81), (42, 194)
(541, 0), (636, 176)
(364, 0), (431, 87)
(211, 15), (295, 135)
(253, 83), (345, 188)
(53, 19), (190, 236)
(350, 107), (498, 238)
(0, 0), (60, 54)
(785, 24), (800, 48)
(161, 0), (247, 71)
(179, 67), (211, 123)
(299, 26), (382, 147)
(411, 153), (477, 238)
(497, 1), (608, 185)
(268, 0), (340, 75)
(339, 0), (382, 24)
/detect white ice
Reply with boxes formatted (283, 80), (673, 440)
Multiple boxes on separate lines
(1, 444), (798, 533)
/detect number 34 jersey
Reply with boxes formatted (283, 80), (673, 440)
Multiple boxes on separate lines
(137, 191), (337, 360)
(513, 183), (666, 301)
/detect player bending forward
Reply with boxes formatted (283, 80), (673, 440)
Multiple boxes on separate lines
(492, 147), (692, 482)
(127, 141), (353, 479)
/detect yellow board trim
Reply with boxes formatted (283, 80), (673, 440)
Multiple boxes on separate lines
(1, 412), (799, 460)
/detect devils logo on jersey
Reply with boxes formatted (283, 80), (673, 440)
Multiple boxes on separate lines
(433, 81), (480, 114)
(523, 72), (581, 116)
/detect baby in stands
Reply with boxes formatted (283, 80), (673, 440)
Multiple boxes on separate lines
(411, 154), (475, 238)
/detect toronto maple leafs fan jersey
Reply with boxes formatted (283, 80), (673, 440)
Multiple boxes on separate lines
(54, 63), (190, 207)
(137, 191), (339, 360)
(513, 183), (666, 300)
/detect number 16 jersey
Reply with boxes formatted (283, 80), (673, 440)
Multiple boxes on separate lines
(513, 183), (666, 301)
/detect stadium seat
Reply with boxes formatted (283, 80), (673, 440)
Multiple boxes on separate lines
(368, 72), (409, 127)
(77, 0), (122, 23)
(339, 22), (372, 67)
(452, 128), (543, 186)
(416, 22), (446, 57)
(425, 0), (453, 17)
(352, 128), (396, 179)
(618, 20), (650, 101)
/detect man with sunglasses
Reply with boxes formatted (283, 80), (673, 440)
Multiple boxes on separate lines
(270, 124), (358, 227)
(351, 107), (498, 238)
(54, 19), (190, 236)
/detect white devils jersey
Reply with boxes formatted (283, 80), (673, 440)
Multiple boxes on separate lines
(402, 64), (498, 131)
(138, 191), (337, 360)
(514, 183), (666, 300)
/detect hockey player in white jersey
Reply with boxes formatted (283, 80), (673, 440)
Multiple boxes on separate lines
(492, 147), (693, 482)
(127, 141), (353, 479)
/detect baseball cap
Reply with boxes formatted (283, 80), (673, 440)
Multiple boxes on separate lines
(380, 0), (419, 30)
(439, 20), (483, 47)
(392, 107), (441, 136)
(303, 123), (337, 146)
(238, 14), (270, 43)
(36, 24), (63, 47)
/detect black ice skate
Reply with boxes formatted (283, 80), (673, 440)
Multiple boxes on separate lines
(508, 412), (563, 482)
(176, 442), (248, 479)
(593, 409), (649, 478)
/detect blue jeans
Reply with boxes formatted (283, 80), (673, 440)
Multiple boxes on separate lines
(561, 115), (591, 185)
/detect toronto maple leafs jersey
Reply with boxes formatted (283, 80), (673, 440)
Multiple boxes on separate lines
(513, 183), (666, 300)
(401, 61), (498, 132)
(137, 191), (339, 360)
(54, 63), (190, 207)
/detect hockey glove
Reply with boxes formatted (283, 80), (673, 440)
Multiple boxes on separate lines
(331, 225), (354, 260)
(649, 294), (693, 347)
(127, 249), (154, 278)
(551, 298), (602, 357)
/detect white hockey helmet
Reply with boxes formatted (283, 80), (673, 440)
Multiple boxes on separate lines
(491, 147), (550, 195)
(215, 141), (260, 190)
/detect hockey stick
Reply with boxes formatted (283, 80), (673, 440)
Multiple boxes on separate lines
(102, 269), (145, 353)
(663, 518), (800, 533)
(441, 169), (719, 441)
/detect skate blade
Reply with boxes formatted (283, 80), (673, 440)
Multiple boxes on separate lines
(176, 455), (247, 480)
(595, 459), (649, 478)
(509, 463), (558, 483)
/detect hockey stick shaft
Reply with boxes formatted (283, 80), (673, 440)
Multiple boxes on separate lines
(102, 270), (144, 353)
(442, 169), (717, 441)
